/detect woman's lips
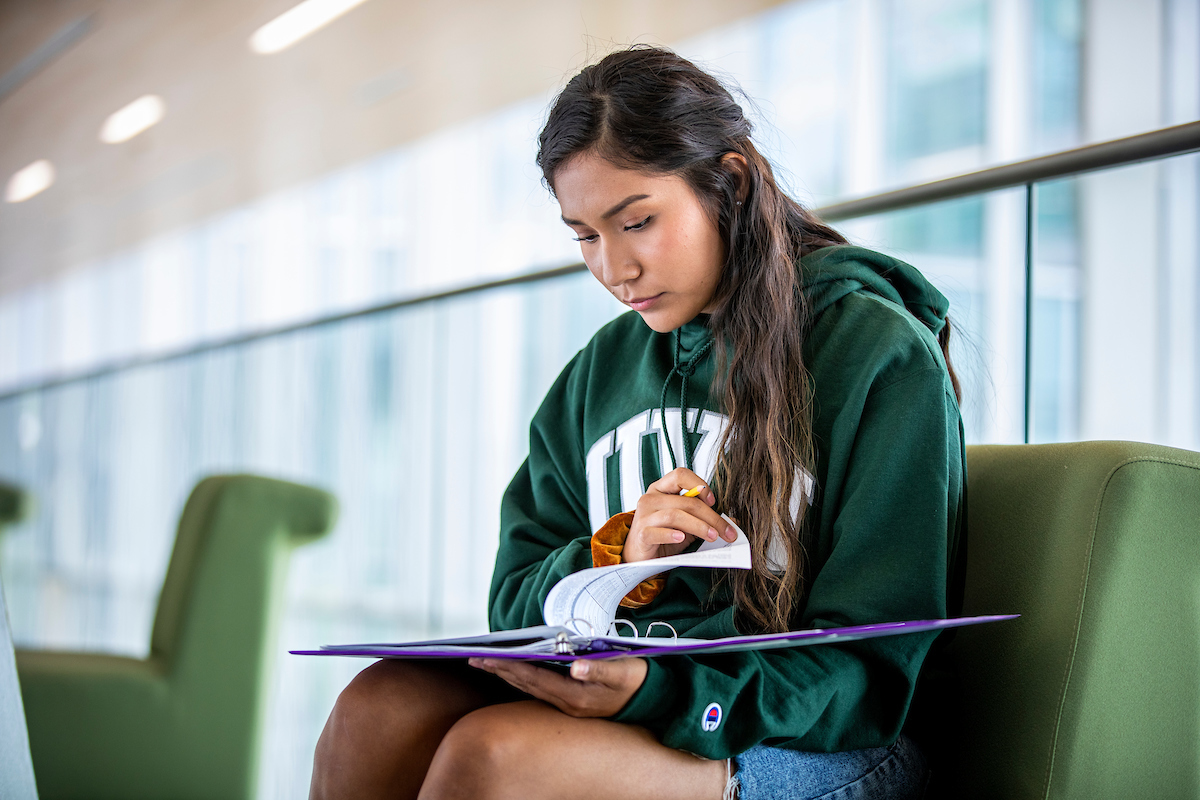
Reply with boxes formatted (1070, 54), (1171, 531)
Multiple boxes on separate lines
(628, 293), (664, 311)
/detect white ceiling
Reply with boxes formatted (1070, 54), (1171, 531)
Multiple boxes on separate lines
(0, 0), (787, 295)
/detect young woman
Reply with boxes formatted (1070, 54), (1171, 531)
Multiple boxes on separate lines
(310, 45), (965, 800)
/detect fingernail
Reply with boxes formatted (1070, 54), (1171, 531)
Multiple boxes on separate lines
(708, 527), (718, 541)
(706, 491), (716, 506)
(726, 526), (736, 540)
(572, 661), (590, 679)
(673, 532), (685, 542)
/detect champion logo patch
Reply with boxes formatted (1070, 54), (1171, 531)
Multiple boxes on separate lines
(701, 702), (722, 732)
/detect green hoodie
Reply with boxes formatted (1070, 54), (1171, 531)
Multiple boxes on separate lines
(488, 245), (966, 759)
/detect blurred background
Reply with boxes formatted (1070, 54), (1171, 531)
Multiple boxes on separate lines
(0, 0), (1196, 796)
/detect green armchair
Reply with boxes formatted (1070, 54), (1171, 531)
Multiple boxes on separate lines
(937, 441), (1200, 799)
(16, 475), (337, 800)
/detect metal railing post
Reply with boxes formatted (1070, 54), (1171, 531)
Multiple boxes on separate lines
(1023, 182), (1036, 445)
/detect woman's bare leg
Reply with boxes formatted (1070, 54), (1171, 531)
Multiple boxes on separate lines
(309, 659), (512, 800)
(419, 699), (727, 800)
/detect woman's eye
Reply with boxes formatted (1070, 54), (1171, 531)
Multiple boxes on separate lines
(572, 233), (599, 244)
(624, 216), (651, 232)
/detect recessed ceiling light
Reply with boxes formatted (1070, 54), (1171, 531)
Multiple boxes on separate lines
(5, 159), (55, 203)
(99, 94), (166, 144)
(250, 0), (370, 55)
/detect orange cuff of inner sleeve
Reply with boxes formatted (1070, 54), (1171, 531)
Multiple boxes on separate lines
(590, 511), (666, 608)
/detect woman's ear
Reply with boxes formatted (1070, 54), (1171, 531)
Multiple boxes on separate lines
(720, 152), (751, 205)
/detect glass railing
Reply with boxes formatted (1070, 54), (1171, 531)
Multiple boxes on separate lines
(829, 127), (1200, 450)
(1, 123), (1197, 798)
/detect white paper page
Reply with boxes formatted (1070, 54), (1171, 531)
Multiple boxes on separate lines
(543, 561), (670, 635)
(357, 639), (566, 656)
(320, 625), (565, 650)
(544, 516), (749, 634)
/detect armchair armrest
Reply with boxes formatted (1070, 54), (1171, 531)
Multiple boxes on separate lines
(942, 441), (1200, 799)
(19, 474), (337, 800)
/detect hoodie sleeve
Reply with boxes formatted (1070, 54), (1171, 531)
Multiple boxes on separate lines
(488, 352), (595, 631)
(611, 363), (964, 758)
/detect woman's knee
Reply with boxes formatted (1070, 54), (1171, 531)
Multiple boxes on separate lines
(312, 662), (410, 784)
(312, 660), (490, 799)
(420, 701), (547, 799)
(322, 661), (413, 745)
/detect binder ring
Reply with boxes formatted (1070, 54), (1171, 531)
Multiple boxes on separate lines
(554, 631), (575, 655)
(609, 619), (638, 638)
(564, 617), (597, 638)
(647, 621), (679, 641)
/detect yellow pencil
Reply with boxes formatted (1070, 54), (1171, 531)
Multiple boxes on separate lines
(680, 485), (704, 498)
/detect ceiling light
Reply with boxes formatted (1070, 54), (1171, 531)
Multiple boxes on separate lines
(5, 159), (55, 203)
(250, 0), (370, 55)
(99, 94), (166, 144)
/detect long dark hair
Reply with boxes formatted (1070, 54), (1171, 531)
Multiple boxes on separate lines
(538, 46), (958, 633)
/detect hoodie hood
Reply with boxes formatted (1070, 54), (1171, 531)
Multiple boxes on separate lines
(800, 245), (950, 336)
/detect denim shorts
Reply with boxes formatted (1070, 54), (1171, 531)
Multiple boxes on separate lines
(728, 735), (928, 800)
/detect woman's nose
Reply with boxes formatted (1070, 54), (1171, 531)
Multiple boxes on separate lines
(598, 238), (640, 287)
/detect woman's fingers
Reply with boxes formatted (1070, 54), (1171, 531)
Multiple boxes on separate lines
(650, 467), (717, 506)
(665, 499), (736, 542)
(468, 657), (647, 718)
(643, 474), (724, 532)
(569, 657), (648, 693)
(624, 468), (739, 562)
(625, 507), (736, 562)
(642, 526), (686, 546)
(650, 469), (730, 537)
(644, 506), (725, 544)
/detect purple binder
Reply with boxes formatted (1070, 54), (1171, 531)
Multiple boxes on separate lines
(291, 614), (1017, 662)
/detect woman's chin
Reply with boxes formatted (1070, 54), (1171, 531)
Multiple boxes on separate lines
(636, 311), (682, 334)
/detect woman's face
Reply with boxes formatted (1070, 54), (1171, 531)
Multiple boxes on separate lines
(555, 152), (725, 333)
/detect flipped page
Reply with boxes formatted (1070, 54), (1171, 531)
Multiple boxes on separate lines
(542, 515), (750, 635)
(306, 517), (751, 657)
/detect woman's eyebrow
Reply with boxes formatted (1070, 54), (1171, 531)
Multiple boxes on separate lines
(561, 194), (650, 226)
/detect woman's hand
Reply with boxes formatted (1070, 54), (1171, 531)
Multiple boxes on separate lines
(468, 657), (648, 718)
(624, 467), (738, 563)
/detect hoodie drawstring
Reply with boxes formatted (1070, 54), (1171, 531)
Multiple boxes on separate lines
(659, 329), (714, 473)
